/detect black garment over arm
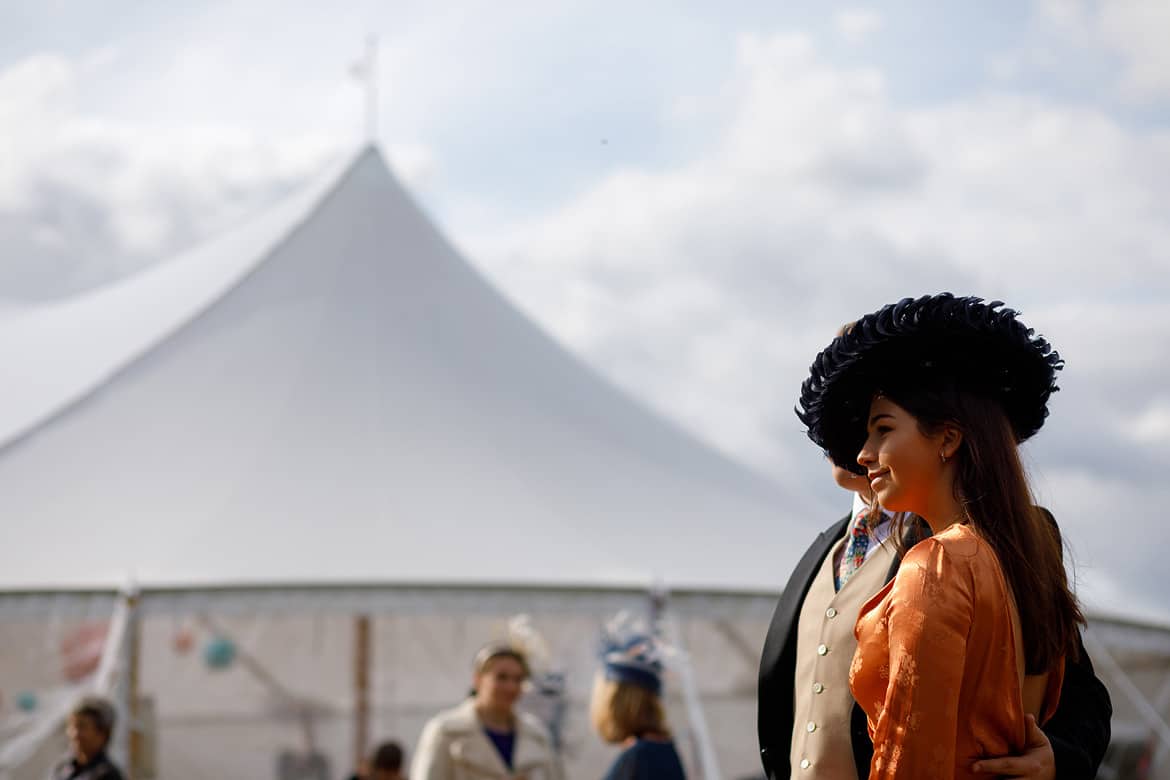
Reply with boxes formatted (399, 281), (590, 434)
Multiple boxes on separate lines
(1041, 630), (1113, 778)
(1036, 507), (1113, 778)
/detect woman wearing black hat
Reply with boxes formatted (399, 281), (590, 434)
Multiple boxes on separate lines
(796, 294), (1087, 779)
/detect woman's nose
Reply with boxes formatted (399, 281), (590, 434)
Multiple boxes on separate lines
(857, 443), (874, 468)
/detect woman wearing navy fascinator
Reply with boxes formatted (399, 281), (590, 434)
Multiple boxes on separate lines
(590, 613), (686, 780)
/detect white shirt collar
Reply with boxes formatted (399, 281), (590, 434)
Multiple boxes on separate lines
(850, 491), (869, 520)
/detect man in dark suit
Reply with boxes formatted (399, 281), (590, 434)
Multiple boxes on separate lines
(757, 462), (1113, 779)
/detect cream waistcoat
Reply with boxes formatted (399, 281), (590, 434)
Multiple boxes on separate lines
(789, 535), (896, 779)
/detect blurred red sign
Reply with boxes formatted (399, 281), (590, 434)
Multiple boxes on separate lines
(60, 622), (109, 682)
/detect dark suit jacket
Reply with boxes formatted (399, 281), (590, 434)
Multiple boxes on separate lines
(757, 514), (1113, 780)
(51, 752), (125, 780)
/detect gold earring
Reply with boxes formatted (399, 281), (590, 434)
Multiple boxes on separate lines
(940, 451), (947, 463)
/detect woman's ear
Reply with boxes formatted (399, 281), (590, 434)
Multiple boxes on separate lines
(940, 425), (963, 461)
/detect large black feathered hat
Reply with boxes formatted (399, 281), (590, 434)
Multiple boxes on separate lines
(797, 294), (1063, 474)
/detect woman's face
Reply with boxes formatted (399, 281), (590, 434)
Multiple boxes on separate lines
(474, 656), (526, 713)
(856, 396), (951, 515)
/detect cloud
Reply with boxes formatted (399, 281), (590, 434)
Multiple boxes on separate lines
(470, 33), (967, 480)
(1121, 399), (1170, 444)
(0, 50), (437, 300)
(834, 9), (883, 45)
(0, 4), (1167, 616)
(1098, 0), (1170, 101)
(466, 30), (1170, 616)
(1036, 0), (1170, 102)
(1039, 467), (1170, 620)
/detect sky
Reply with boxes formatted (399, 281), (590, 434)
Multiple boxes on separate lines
(1, 0), (1169, 619)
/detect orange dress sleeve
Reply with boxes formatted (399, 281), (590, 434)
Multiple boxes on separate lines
(862, 538), (975, 778)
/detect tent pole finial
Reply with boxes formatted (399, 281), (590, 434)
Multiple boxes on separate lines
(365, 35), (378, 145)
(349, 34), (379, 147)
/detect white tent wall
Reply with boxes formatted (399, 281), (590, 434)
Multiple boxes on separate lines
(4, 589), (1170, 780)
(1, 586), (777, 779)
(131, 613), (347, 778)
(7, 733), (68, 780)
(1084, 618), (1170, 779)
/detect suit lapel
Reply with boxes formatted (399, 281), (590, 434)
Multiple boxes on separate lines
(451, 729), (511, 776)
(757, 515), (850, 778)
(444, 700), (512, 777)
(512, 728), (549, 774)
(759, 515), (850, 683)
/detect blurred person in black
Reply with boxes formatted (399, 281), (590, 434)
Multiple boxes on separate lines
(50, 696), (124, 780)
(347, 741), (406, 780)
(370, 742), (405, 780)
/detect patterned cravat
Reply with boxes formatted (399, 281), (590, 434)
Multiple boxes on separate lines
(835, 509), (871, 590)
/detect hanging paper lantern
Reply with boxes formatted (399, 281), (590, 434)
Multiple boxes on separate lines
(172, 627), (195, 655)
(60, 622), (108, 683)
(16, 691), (37, 712)
(203, 636), (236, 669)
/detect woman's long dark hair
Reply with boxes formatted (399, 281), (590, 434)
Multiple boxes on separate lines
(883, 384), (1083, 673)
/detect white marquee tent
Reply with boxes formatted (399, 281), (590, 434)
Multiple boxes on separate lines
(0, 146), (823, 780)
(0, 147), (1167, 779)
(0, 146), (821, 592)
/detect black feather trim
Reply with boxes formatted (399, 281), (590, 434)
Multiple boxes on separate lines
(796, 293), (1063, 474)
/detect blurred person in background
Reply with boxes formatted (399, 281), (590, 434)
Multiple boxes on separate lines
(348, 740), (406, 780)
(589, 617), (687, 780)
(370, 741), (406, 780)
(590, 614), (685, 780)
(411, 642), (560, 780)
(50, 696), (124, 780)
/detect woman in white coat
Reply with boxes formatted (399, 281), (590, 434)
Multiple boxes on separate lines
(411, 643), (561, 780)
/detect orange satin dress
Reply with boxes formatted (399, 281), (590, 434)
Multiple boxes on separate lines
(849, 523), (1064, 779)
